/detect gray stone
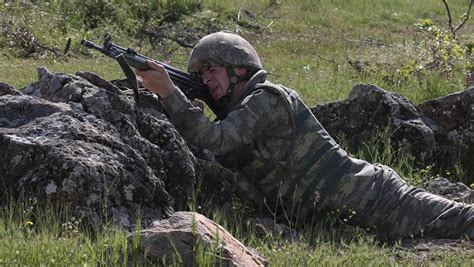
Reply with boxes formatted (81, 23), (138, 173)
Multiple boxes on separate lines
(425, 176), (474, 204)
(312, 84), (474, 180)
(133, 211), (267, 266)
(418, 88), (474, 179)
(0, 67), (235, 228)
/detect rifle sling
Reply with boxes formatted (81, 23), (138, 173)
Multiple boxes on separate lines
(115, 53), (140, 104)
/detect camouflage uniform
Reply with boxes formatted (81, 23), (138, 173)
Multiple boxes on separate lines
(157, 30), (474, 240)
(161, 68), (474, 240)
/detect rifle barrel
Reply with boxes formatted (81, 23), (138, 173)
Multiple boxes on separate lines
(80, 40), (108, 55)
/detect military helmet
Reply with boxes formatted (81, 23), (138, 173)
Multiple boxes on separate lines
(187, 31), (263, 74)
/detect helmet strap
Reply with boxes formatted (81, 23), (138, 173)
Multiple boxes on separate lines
(211, 66), (254, 119)
(225, 66), (253, 95)
(225, 66), (239, 97)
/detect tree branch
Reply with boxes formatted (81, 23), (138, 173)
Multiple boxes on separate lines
(442, 0), (455, 36)
(443, 0), (473, 38)
(454, 0), (474, 33)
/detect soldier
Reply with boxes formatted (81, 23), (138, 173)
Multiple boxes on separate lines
(136, 31), (473, 240)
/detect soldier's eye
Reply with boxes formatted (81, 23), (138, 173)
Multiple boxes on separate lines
(199, 67), (210, 75)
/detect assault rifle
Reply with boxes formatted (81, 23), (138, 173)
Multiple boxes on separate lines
(80, 33), (220, 116)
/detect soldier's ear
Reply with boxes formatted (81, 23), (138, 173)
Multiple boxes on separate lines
(234, 67), (247, 77)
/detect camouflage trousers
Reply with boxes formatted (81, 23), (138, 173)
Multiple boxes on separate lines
(305, 164), (474, 240)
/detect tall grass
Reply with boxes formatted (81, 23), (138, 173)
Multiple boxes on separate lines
(0, 195), (156, 265)
(2, 194), (471, 265)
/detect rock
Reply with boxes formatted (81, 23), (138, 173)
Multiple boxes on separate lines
(312, 84), (433, 163)
(133, 211), (267, 266)
(311, 84), (474, 181)
(418, 89), (474, 179)
(425, 176), (474, 204)
(0, 82), (22, 96)
(0, 67), (235, 228)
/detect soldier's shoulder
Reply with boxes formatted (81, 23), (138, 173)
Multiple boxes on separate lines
(253, 81), (281, 92)
(245, 85), (285, 106)
(254, 81), (297, 96)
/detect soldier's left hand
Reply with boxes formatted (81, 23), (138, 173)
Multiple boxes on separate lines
(135, 60), (176, 98)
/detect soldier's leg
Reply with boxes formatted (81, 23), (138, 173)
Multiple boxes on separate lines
(362, 164), (474, 240)
(313, 162), (474, 240)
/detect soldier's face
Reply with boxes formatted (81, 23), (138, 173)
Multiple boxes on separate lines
(200, 66), (230, 101)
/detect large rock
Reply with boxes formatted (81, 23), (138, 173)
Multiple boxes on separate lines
(425, 176), (474, 204)
(0, 67), (235, 228)
(134, 211), (267, 266)
(418, 89), (474, 178)
(312, 84), (474, 181)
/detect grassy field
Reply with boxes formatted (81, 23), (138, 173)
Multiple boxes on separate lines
(3, 0), (472, 104)
(1, 0), (474, 265)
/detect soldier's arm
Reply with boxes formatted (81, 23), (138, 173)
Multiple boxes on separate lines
(161, 88), (286, 156)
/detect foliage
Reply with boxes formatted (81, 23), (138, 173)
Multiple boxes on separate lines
(0, 0), (210, 59)
(379, 17), (468, 91)
(416, 18), (465, 73)
(48, 0), (204, 33)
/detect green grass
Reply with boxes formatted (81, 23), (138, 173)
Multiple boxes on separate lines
(2, 197), (472, 266)
(1, 0), (474, 265)
(2, 0), (471, 104)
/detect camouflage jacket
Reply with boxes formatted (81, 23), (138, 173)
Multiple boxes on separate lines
(161, 70), (378, 221)
(161, 70), (474, 240)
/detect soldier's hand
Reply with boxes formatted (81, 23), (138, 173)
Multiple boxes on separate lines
(135, 60), (176, 98)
